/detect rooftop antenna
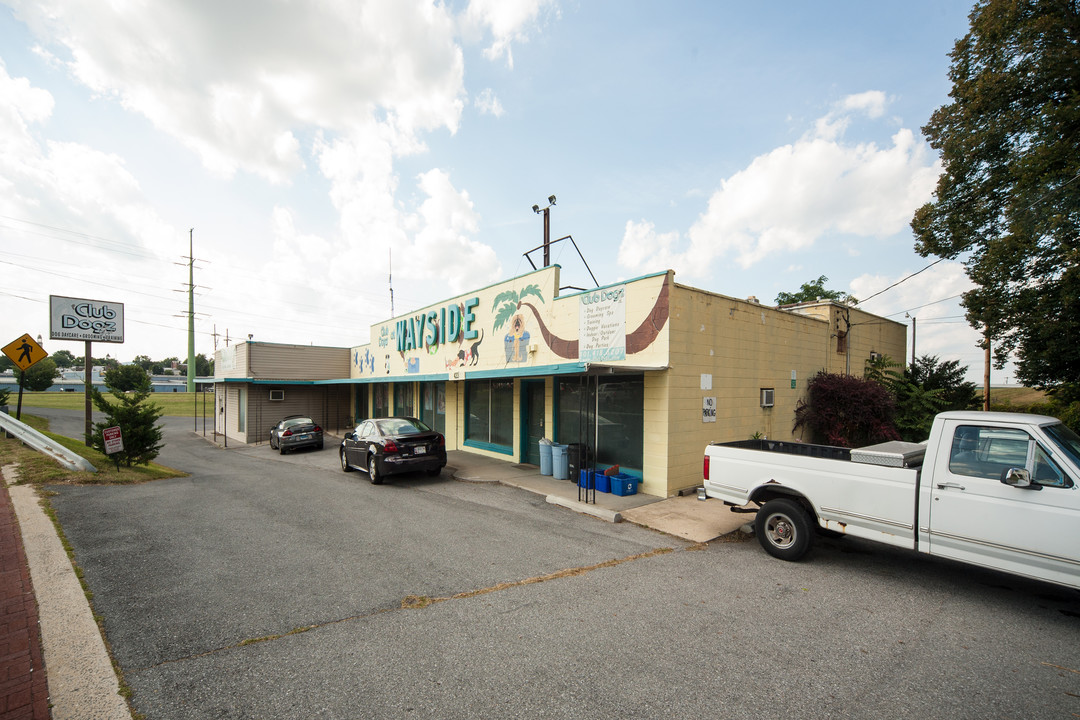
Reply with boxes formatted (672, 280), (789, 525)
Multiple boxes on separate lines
(389, 248), (394, 317)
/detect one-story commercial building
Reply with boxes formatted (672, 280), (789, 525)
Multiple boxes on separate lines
(213, 265), (906, 497)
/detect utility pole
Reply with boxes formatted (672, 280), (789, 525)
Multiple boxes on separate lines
(983, 327), (991, 411)
(187, 228), (196, 393)
(906, 313), (916, 366)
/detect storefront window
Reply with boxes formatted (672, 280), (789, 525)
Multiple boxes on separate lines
(373, 384), (389, 418)
(354, 385), (369, 424)
(557, 375), (643, 473)
(420, 382), (446, 434)
(596, 376), (643, 470)
(394, 383), (415, 417)
(466, 379), (513, 451)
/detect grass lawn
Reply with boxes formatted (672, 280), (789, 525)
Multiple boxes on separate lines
(0, 413), (187, 485)
(979, 386), (1048, 408)
(14, 390), (215, 417)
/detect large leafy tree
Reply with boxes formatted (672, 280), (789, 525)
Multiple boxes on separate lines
(103, 364), (152, 393)
(21, 358), (57, 391)
(775, 275), (855, 306)
(911, 0), (1080, 395)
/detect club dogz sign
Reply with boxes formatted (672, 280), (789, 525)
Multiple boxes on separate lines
(49, 295), (125, 343)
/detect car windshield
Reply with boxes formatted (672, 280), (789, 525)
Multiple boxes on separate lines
(283, 417), (313, 429)
(1044, 422), (1080, 467)
(376, 418), (429, 436)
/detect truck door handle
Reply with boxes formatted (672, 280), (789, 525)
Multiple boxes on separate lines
(936, 482), (966, 491)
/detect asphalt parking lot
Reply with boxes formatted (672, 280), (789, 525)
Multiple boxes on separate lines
(34, 410), (1080, 718)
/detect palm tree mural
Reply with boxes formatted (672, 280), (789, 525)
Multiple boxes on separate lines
(492, 284), (544, 362)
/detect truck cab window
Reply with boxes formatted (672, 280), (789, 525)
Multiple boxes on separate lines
(949, 425), (1073, 488)
(949, 426), (1030, 480)
(1033, 444), (1071, 488)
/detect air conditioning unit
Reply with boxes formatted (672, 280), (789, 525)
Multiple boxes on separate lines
(760, 388), (775, 408)
(269, 389), (285, 401)
(870, 351), (882, 362)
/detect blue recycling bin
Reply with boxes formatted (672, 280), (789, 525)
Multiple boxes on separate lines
(551, 444), (569, 480)
(539, 442), (553, 476)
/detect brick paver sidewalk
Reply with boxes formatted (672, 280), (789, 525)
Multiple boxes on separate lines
(0, 483), (49, 720)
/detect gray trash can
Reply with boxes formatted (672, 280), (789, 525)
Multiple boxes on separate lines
(539, 441), (553, 475)
(551, 444), (569, 480)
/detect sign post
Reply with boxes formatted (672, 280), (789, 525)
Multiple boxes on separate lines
(2, 333), (48, 421)
(49, 296), (125, 446)
(102, 426), (123, 472)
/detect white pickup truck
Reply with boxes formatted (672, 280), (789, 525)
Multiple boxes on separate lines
(701, 411), (1080, 590)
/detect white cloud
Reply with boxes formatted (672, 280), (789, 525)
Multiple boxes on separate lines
(850, 261), (1007, 380)
(6, 0), (467, 183)
(0, 62), (173, 255)
(462, 0), (557, 68)
(475, 88), (505, 118)
(617, 92), (941, 279)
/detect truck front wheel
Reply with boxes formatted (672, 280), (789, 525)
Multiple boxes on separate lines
(756, 498), (813, 561)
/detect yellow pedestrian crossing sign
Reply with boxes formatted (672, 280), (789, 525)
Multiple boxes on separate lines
(2, 334), (47, 372)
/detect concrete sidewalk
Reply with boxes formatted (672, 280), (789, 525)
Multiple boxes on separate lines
(444, 449), (753, 543)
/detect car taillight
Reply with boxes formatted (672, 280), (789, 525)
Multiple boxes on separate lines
(703, 455), (710, 481)
(313, 425), (322, 433)
(436, 434), (445, 446)
(384, 439), (399, 454)
(282, 429), (293, 437)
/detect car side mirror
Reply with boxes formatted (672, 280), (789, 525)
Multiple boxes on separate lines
(1001, 467), (1034, 488)
(346, 432), (356, 441)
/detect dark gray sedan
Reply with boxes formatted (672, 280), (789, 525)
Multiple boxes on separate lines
(269, 416), (324, 454)
(340, 417), (446, 484)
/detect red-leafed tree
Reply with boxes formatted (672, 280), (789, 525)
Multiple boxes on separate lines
(794, 371), (900, 448)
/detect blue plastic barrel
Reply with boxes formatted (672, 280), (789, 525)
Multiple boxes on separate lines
(551, 444), (569, 480)
(539, 442), (553, 476)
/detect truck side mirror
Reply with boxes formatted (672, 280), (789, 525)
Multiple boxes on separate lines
(1001, 467), (1033, 488)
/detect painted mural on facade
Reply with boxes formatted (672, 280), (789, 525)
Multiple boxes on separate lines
(350, 267), (670, 379)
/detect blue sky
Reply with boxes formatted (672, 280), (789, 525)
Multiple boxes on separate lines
(0, 0), (1011, 382)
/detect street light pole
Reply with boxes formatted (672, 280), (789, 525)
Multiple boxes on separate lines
(532, 195), (556, 267)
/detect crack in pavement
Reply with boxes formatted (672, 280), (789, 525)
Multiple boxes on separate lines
(136, 545), (681, 671)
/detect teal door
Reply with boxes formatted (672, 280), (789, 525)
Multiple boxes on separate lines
(523, 381), (545, 465)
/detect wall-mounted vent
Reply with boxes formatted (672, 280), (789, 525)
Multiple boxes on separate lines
(269, 389), (285, 401)
(760, 388), (774, 408)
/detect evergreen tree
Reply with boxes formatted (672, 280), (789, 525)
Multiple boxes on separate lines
(89, 379), (164, 467)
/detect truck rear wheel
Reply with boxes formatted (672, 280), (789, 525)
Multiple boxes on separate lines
(756, 498), (813, 561)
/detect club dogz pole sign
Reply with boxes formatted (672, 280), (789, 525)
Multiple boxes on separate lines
(49, 296), (125, 343)
(49, 295), (125, 446)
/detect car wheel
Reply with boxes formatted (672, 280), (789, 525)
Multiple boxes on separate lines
(317, 441), (324, 450)
(426, 466), (441, 477)
(270, 435), (276, 450)
(279, 444), (287, 455)
(755, 498), (813, 561)
(340, 449), (353, 472)
(368, 454), (383, 485)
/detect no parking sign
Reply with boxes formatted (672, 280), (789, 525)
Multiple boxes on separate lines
(103, 426), (124, 455)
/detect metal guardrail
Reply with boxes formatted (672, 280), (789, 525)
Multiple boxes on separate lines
(0, 410), (97, 473)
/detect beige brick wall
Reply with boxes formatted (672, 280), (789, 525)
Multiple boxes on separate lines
(655, 285), (907, 496)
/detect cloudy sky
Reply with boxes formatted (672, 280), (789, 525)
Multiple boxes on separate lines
(0, 0), (1010, 382)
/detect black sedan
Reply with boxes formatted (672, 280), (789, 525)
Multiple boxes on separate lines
(269, 415), (324, 454)
(340, 417), (446, 484)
